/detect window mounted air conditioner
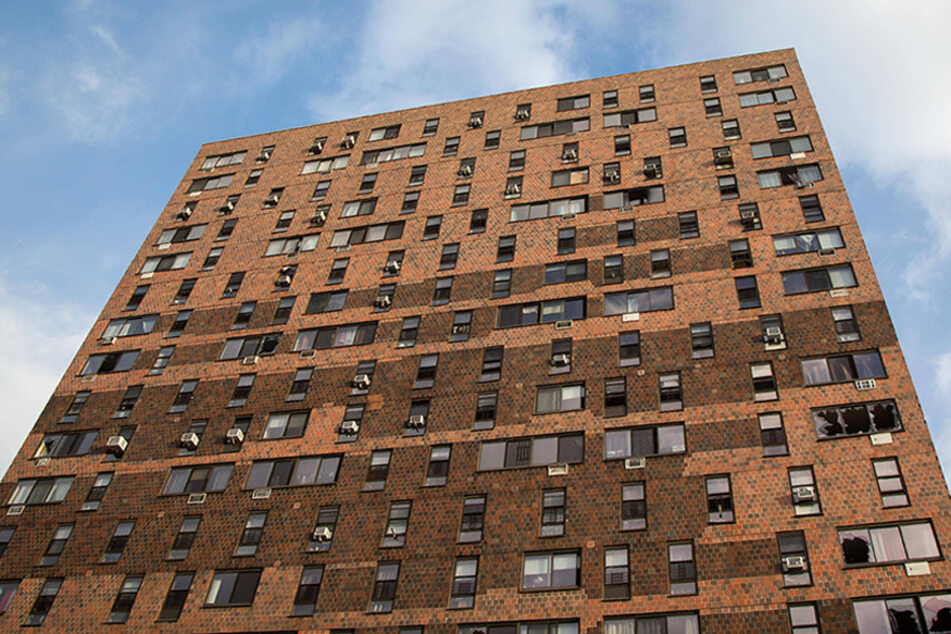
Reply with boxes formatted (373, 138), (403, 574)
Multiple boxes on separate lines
(299, 349), (316, 359)
(469, 116), (483, 128)
(624, 456), (646, 469)
(386, 526), (401, 538)
(547, 463), (569, 476)
(458, 165), (473, 177)
(604, 170), (620, 183)
(311, 210), (327, 225)
(312, 526), (332, 542)
(219, 200), (235, 214)
(782, 556), (807, 573)
(187, 492), (207, 504)
(352, 374), (372, 389)
(763, 327), (784, 344)
(6, 505), (24, 516)
(264, 194), (280, 206)
(644, 164), (662, 178)
(374, 295), (392, 309)
(505, 183), (521, 196)
(384, 260), (401, 274)
(225, 428), (245, 444)
(740, 208), (759, 227)
(101, 336), (117, 345)
(242, 356), (260, 365)
(276, 274), (292, 288)
(177, 209), (192, 221)
(252, 487), (271, 499)
(562, 149), (578, 161)
(340, 420), (360, 435)
(257, 150), (271, 162)
(106, 435), (128, 457)
(550, 353), (571, 367)
(341, 135), (356, 149)
(407, 414), (426, 429)
(791, 486), (816, 504)
(179, 432), (200, 450)
(855, 379), (877, 391)
(515, 109), (530, 120)
(452, 324), (470, 335)
(309, 140), (324, 154)
(714, 148), (733, 165)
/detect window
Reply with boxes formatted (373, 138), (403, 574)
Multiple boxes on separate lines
(603, 377), (627, 417)
(124, 285), (149, 310)
(621, 483), (646, 531)
(606, 614), (700, 634)
(201, 151), (246, 169)
(338, 404), (364, 443)
(340, 198), (377, 218)
(157, 223), (206, 245)
(492, 236), (517, 264)
(831, 307), (861, 342)
(603, 547), (630, 601)
(440, 242), (460, 270)
(726, 239), (752, 269)
(255, 144), (274, 163)
(761, 312), (786, 346)
(735, 276), (761, 309)
(0, 527), (12, 557)
(169, 379), (198, 413)
(774, 228), (844, 256)
(294, 321), (377, 351)
(164, 309), (190, 338)
(383, 250), (404, 277)
(445, 557), (480, 611)
(422, 118), (439, 136)
(81, 472), (113, 511)
(177, 420), (207, 457)
(234, 512), (267, 556)
(678, 211), (699, 238)
(308, 506), (339, 552)
(228, 302), (255, 330)
(510, 195), (587, 222)
(609, 138), (634, 164)
(734, 63), (788, 84)
(840, 521), (940, 566)
(783, 264), (857, 295)
(605, 186), (666, 212)
(24, 578), (61, 626)
(245, 455), (340, 489)
(423, 216), (442, 240)
(600, 89), (618, 108)
(605, 423), (686, 459)
(740, 86), (797, 107)
(520, 117), (590, 140)
(718, 174), (739, 199)
(469, 110), (484, 127)
(187, 173), (235, 193)
(327, 258), (349, 284)
(452, 184), (470, 206)
(221, 271), (244, 298)
(382, 501), (411, 548)
(536, 383), (585, 413)
(157, 573), (193, 622)
(161, 464), (234, 495)
(604, 286), (673, 316)
(759, 413), (788, 456)
(330, 220), (404, 247)
(262, 410), (309, 439)
(775, 110), (796, 132)
(704, 475), (734, 523)
(201, 246), (223, 270)
(39, 524), (72, 566)
(615, 220), (635, 246)
(853, 592), (951, 632)
(140, 252), (191, 275)
(668, 541), (697, 595)
(433, 277), (453, 305)
(60, 390), (90, 423)
(602, 255), (623, 284)
(414, 354), (439, 389)
(758, 163), (824, 188)
(789, 467), (821, 516)
(802, 350), (886, 386)
(205, 570), (261, 607)
(541, 489), (566, 537)
(487, 270), (512, 300)
(364, 450), (392, 492)
(358, 172), (377, 194)
(668, 126), (687, 148)
(280, 368), (312, 403)
(551, 167), (587, 187)
(704, 97), (722, 116)
(647, 249), (670, 278)
(871, 457), (910, 508)
(79, 349), (138, 374)
(523, 551), (580, 589)
(614, 331), (640, 367)
(34, 431), (97, 459)
(106, 576), (142, 624)
(778, 531), (812, 587)
(398, 316), (420, 348)
(656, 372), (681, 411)
(369, 562), (400, 613)
(220, 333), (280, 360)
(484, 130), (500, 149)
(290, 567), (323, 617)
(101, 520), (134, 563)
(557, 94), (589, 111)
(814, 399), (903, 440)
(445, 310), (472, 342)
(444, 136), (459, 156)
(752, 135), (813, 159)
(722, 118), (741, 140)
(639, 84), (655, 101)
(311, 180), (331, 200)
(603, 107), (657, 127)
(274, 210), (295, 232)
(304, 290), (347, 314)
(740, 202), (763, 229)
(480, 347), (503, 382)
(167, 515), (201, 560)
(549, 339), (572, 375)
(478, 433), (584, 471)
(422, 445), (451, 487)
(497, 297), (586, 328)
(368, 124), (400, 142)
(800, 194), (824, 222)
(475, 393), (497, 430)
(459, 496), (486, 542)
(700, 74), (718, 92)
(545, 260), (586, 285)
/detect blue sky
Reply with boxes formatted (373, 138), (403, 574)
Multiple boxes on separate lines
(1, 0), (950, 478)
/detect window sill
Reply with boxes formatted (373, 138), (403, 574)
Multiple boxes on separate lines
(843, 557), (941, 570)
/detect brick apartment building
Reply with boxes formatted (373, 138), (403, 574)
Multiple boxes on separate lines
(0, 48), (948, 632)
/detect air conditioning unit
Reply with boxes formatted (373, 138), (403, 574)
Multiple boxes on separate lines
(763, 327), (784, 344)
(6, 505), (24, 516)
(257, 149), (272, 162)
(625, 456), (646, 469)
(644, 164), (662, 178)
(279, 265), (295, 275)
(384, 260), (401, 274)
(187, 492), (207, 505)
(225, 428), (245, 444)
(176, 209), (192, 221)
(310, 210), (327, 226)
(339, 420), (360, 435)
(386, 526), (401, 538)
(604, 170), (620, 183)
(179, 432), (200, 450)
(554, 320), (573, 330)
(242, 356), (260, 365)
(374, 295), (392, 309)
(452, 324), (470, 335)
(312, 526), (333, 542)
(106, 435), (128, 457)
(621, 205), (635, 213)
(352, 374), (372, 389)
(740, 208), (760, 227)
(469, 116), (483, 128)
(458, 165), (473, 176)
(855, 378), (877, 391)
(252, 487), (271, 500)
(299, 349), (316, 359)
(782, 556), (807, 573)
(505, 183), (521, 195)
(309, 140), (324, 154)
(219, 200), (235, 213)
(562, 149), (578, 161)
(101, 336), (116, 345)
(264, 194), (280, 206)
(792, 486), (817, 504)
(714, 148), (733, 165)
(515, 109), (530, 120)
(407, 414), (426, 429)
(550, 353), (571, 367)
(276, 274), (292, 287)
(547, 463), (569, 476)
(341, 135), (356, 148)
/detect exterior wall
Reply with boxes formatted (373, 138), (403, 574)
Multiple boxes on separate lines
(0, 48), (948, 632)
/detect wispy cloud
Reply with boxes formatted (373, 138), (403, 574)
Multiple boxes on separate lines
(0, 273), (96, 476)
(234, 15), (324, 82)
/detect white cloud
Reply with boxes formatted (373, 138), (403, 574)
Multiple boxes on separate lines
(307, 0), (590, 122)
(0, 274), (96, 477)
(0, 64), (9, 117)
(234, 15), (323, 82)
